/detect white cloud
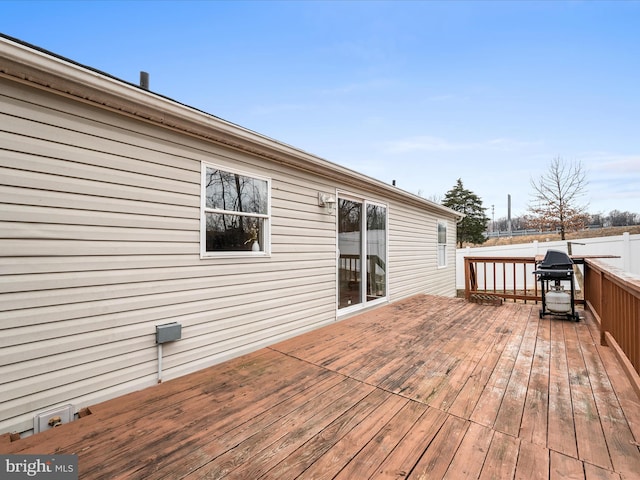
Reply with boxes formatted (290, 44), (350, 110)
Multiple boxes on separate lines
(585, 153), (640, 174)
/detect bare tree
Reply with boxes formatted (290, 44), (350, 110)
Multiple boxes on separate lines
(416, 190), (443, 204)
(526, 157), (589, 240)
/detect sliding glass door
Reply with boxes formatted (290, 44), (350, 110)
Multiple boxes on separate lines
(338, 196), (387, 310)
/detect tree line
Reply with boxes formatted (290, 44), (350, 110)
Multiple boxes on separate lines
(491, 210), (640, 233)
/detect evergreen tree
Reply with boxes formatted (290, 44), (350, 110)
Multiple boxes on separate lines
(442, 179), (490, 247)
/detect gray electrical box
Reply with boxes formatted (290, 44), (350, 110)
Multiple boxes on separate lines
(156, 323), (182, 344)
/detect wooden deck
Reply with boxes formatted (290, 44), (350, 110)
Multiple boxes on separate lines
(3, 295), (640, 479)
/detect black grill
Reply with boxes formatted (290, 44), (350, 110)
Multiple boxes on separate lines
(537, 249), (574, 270)
(533, 250), (579, 321)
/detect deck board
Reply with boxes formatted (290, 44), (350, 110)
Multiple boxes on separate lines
(548, 318), (579, 458)
(442, 421), (493, 479)
(563, 321), (612, 470)
(447, 305), (517, 419)
(373, 406), (448, 480)
(479, 430), (520, 480)
(408, 415), (469, 479)
(330, 399), (424, 480)
(519, 313), (550, 447)
(493, 306), (538, 437)
(2, 294), (639, 480)
(469, 305), (528, 429)
(515, 440), (549, 480)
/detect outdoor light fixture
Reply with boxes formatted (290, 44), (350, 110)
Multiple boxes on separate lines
(318, 192), (336, 214)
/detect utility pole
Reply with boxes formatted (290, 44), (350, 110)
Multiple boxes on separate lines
(507, 194), (512, 237)
(491, 204), (495, 233)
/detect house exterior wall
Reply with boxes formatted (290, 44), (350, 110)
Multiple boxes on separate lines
(388, 206), (457, 299)
(0, 41), (458, 436)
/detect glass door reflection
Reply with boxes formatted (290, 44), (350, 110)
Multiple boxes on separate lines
(366, 203), (386, 301)
(338, 198), (362, 309)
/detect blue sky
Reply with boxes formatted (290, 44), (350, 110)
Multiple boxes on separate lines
(2, 0), (639, 221)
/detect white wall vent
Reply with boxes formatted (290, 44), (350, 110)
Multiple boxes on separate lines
(34, 404), (74, 433)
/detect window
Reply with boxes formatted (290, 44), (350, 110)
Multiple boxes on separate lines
(437, 221), (447, 267)
(201, 163), (270, 256)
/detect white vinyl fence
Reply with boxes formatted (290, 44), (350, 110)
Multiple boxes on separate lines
(456, 232), (639, 290)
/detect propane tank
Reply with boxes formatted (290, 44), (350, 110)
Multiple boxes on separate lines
(546, 286), (572, 313)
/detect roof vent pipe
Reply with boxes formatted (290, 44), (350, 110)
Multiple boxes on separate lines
(392, 180), (396, 186)
(140, 71), (149, 90)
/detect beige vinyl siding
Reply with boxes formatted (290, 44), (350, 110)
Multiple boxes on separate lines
(0, 50), (458, 438)
(387, 204), (457, 299)
(0, 79), (337, 434)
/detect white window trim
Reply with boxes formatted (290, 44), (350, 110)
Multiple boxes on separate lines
(200, 161), (271, 258)
(437, 220), (448, 268)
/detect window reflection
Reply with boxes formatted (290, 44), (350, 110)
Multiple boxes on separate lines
(205, 169), (267, 214)
(203, 166), (269, 254)
(338, 199), (362, 308)
(205, 214), (264, 252)
(367, 204), (386, 300)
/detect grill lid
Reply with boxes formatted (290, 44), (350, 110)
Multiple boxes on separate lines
(538, 249), (573, 269)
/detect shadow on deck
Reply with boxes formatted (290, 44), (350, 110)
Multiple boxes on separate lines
(2, 295), (640, 479)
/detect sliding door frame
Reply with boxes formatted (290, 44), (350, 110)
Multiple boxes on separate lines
(336, 191), (389, 316)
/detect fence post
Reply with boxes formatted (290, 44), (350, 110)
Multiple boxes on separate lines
(623, 232), (630, 272)
(464, 258), (470, 300)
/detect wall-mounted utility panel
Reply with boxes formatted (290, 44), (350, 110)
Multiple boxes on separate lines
(34, 404), (74, 433)
(156, 322), (182, 344)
